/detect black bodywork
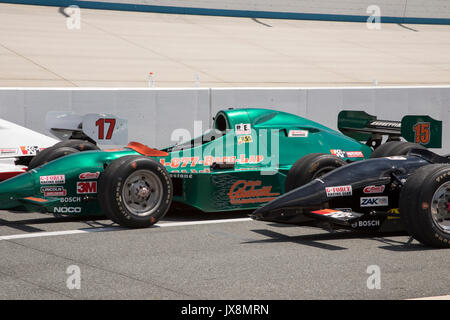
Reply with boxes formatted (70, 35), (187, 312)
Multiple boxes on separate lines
(251, 149), (450, 232)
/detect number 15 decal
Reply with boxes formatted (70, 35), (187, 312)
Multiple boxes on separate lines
(413, 122), (430, 145)
(95, 118), (116, 140)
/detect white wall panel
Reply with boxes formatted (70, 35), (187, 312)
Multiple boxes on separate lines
(0, 86), (448, 152)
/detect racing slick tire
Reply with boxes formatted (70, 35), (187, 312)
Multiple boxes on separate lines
(370, 141), (425, 159)
(99, 155), (173, 228)
(50, 139), (99, 152)
(27, 139), (98, 170)
(399, 164), (450, 248)
(285, 153), (346, 192)
(27, 147), (80, 170)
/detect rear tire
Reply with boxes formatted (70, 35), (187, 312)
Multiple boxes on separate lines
(27, 139), (98, 170)
(370, 141), (426, 158)
(399, 164), (450, 248)
(28, 147), (79, 170)
(51, 139), (99, 152)
(98, 156), (173, 228)
(285, 153), (346, 192)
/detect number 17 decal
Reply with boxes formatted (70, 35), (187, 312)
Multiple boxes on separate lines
(95, 118), (116, 140)
(413, 122), (430, 145)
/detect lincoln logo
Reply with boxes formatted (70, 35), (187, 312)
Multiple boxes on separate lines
(228, 180), (280, 204)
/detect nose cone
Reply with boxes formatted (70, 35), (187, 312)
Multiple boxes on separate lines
(0, 171), (35, 209)
(251, 179), (326, 221)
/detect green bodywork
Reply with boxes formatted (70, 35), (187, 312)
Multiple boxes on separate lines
(0, 108), (372, 216)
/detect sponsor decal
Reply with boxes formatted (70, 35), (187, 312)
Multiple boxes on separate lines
(345, 151), (364, 158)
(20, 146), (41, 155)
(330, 149), (346, 158)
(237, 135), (253, 145)
(387, 208), (399, 214)
(288, 130), (308, 138)
(159, 155), (264, 168)
(40, 186), (67, 197)
(235, 123), (251, 135)
(0, 148), (18, 155)
(60, 197), (82, 203)
(53, 207), (82, 214)
(330, 150), (364, 158)
(363, 185), (385, 194)
(77, 181), (97, 194)
(311, 209), (355, 218)
(325, 185), (352, 197)
(360, 196), (389, 207)
(228, 180), (280, 204)
(40, 175), (65, 185)
(352, 220), (381, 228)
(170, 173), (193, 179)
(79, 172), (100, 180)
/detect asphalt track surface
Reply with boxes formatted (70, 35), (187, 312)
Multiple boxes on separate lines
(1, 3), (450, 87)
(0, 208), (448, 300)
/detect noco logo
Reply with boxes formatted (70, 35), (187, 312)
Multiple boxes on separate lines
(54, 207), (81, 213)
(77, 181), (97, 194)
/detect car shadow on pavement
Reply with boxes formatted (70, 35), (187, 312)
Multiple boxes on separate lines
(244, 229), (431, 251)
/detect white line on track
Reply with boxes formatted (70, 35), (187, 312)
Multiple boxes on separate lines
(0, 218), (253, 241)
(407, 295), (450, 300)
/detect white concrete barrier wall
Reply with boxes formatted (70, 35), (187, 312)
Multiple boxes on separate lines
(0, 87), (449, 152)
(5, 0), (450, 22)
(83, 0), (450, 20)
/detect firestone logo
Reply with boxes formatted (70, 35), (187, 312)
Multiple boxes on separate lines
(228, 180), (280, 204)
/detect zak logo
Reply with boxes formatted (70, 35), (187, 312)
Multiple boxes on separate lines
(360, 196), (388, 207)
(77, 181), (97, 194)
(228, 180), (280, 204)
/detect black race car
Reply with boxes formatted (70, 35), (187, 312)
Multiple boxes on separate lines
(251, 143), (450, 248)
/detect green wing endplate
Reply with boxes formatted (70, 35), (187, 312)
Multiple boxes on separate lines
(338, 111), (442, 148)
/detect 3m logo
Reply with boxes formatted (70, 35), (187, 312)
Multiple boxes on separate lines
(77, 181), (97, 194)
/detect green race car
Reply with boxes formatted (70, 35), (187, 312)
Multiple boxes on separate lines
(0, 108), (441, 227)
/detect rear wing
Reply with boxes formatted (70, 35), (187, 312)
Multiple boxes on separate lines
(338, 110), (442, 148)
(46, 112), (128, 146)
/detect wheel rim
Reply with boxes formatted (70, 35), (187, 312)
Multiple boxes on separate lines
(122, 170), (163, 217)
(430, 181), (450, 234)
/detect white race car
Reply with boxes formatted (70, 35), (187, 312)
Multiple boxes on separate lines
(0, 112), (128, 182)
(0, 118), (57, 181)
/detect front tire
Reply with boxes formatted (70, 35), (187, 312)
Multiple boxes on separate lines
(98, 156), (173, 228)
(399, 164), (450, 248)
(285, 153), (346, 192)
